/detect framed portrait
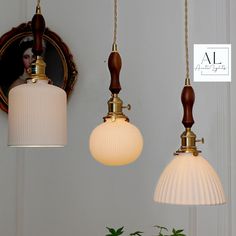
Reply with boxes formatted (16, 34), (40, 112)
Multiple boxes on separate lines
(0, 21), (78, 113)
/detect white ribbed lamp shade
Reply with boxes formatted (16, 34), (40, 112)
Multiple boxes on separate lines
(89, 118), (143, 166)
(8, 80), (67, 147)
(154, 153), (226, 205)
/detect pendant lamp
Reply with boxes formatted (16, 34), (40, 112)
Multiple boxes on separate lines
(89, 0), (143, 166)
(8, 1), (67, 147)
(154, 0), (226, 205)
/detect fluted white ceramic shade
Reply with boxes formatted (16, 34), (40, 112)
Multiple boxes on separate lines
(154, 153), (226, 205)
(8, 80), (67, 147)
(89, 118), (143, 166)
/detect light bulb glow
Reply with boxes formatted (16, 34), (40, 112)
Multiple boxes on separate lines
(89, 118), (143, 166)
(154, 153), (226, 205)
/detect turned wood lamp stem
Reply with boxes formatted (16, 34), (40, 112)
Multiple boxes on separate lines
(181, 85), (195, 129)
(108, 51), (122, 95)
(32, 7), (45, 57)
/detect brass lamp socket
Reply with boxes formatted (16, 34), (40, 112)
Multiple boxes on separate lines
(175, 128), (203, 156)
(28, 56), (48, 82)
(103, 94), (130, 121)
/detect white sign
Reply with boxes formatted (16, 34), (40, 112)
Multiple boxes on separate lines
(194, 44), (231, 82)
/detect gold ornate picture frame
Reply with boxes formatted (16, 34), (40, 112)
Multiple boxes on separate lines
(0, 22), (78, 113)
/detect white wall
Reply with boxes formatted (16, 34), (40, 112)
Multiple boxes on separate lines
(0, 0), (233, 236)
(230, 0), (236, 235)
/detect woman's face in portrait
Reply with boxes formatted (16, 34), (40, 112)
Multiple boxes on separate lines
(22, 48), (34, 70)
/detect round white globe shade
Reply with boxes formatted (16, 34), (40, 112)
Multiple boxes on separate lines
(8, 80), (67, 147)
(154, 153), (226, 205)
(89, 118), (143, 166)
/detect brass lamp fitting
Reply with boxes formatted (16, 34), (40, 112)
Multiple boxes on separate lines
(36, 5), (41, 14)
(112, 43), (118, 52)
(28, 56), (48, 83)
(103, 94), (131, 121)
(175, 128), (204, 156)
(185, 77), (191, 86)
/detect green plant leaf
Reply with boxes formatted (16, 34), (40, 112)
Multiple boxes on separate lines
(106, 227), (116, 234)
(130, 231), (144, 236)
(153, 225), (168, 231)
(106, 227), (124, 236)
(153, 225), (168, 236)
(117, 227), (124, 235)
(170, 228), (186, 236)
